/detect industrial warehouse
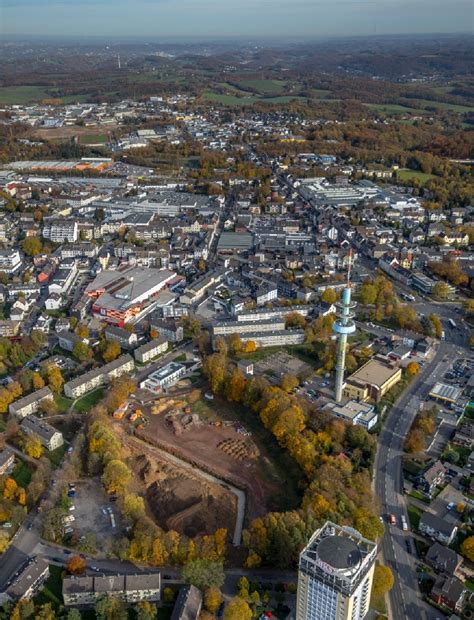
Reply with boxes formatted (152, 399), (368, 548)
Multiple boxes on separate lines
(85, 266), (177, 325)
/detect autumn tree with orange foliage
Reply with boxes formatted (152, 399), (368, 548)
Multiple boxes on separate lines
(67, 555), (87, 575)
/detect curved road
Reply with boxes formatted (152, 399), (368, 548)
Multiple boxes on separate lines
(374, 339), (457, 620)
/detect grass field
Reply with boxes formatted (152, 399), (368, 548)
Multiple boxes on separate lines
(34, 564), (63, 610)
(408, 98), (474, 114)
(310, 88), (333, 98)
(78, 133), (108, 145)
(407, 504), (423, 530)
(55, 394), (74, 414)
(48, 445), (67, 469)
(74, 387), (106, 413)
(238, 78), (287, 94)
(0, 86), (50, 104)
(204, 92), (260, 105)
(11, 460), (33, 488)
(397, 169), (436, 183)
(365, 103), (425, 115)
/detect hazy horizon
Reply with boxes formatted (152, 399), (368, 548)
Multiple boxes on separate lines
(1, 0), (473, 39)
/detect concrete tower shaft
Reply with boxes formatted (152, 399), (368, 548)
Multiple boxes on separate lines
(333, 285), (357, 402)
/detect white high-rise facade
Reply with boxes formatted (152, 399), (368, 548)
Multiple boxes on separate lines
(296, 522), (377, 620)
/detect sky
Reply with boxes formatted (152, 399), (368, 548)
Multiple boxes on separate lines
(1, 0), (472, 39)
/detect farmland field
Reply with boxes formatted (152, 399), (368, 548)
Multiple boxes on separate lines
(237, 78), (287, 94)
(407, 98), (474, 114)
(0, 86), (50, 104)
(365, 103), (425, 115)
(78, 133), (108, 145)
(397, 169), (436, 183)
(204, 92), (260, 105)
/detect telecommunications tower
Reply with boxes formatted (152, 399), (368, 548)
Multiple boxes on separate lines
(332, 250), (356, 402)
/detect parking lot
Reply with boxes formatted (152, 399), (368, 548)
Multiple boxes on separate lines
(443, 358), (474, 390)
(255, 351), (313, 384)
(68, 479), (122, 550)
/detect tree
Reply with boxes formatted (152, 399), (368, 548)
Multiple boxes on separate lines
(321, 288), (338, 304)
(181, 559), (225, 590)
(122, 493), (145, 521)
(75, 324), (89, 339)
(32, 372), (45, 390)
(23, 433), (43, 459)
(203, 354), (226, 394)
(103, 341), (121, 363)
(371, 564), (394, 599)
(21, 237), (42, 257)
(223, 597), (252, 620)
(429, 313), (443, 339)
(227, 368), (247, 402)
(285, 312), (306, 329)
(359, 283), (378, 305)
(243, 340), (257, 353)
(432, 282), (451, 299)
(46, 365), (64, 393)
(214, 337), (228, 356)
(406, 361), (420, 377)
(136, 602), (157, 620)
(460, 536), (474, 562)
(229, 333), (241, 354)
(95, 594), (127, 620)
(66, 610), (82, 620)
(163, 587), (175, 604)
(0, 530), (9, 553)
(281, 373), (299, 393)
(72, 341), (93, 363)
(404, 429), (425, 454)
(102, 459), (131, 495)
(66, 555), (86, 575)
(204, 587), (223, 614)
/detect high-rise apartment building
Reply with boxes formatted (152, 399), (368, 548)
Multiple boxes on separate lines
(296, 521), (377, 620)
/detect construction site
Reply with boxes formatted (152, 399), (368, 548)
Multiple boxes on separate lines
(110, 389), (300, 538)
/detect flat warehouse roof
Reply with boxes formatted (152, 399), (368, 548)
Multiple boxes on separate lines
(429, 382), (463, 403)
(347, 358), (400, 388)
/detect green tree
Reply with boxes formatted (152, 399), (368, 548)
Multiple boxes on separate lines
(66, 610), (82, 620)
(429, 313), (443, 339)
(432, 282), (451, 299)
(21, 237), (42, 257)
(321, 287), (337, 304)
(72, 340), (93, 363)
(181, 559), (225, 590)
(359, 283), (378, 305)
(102, 459), (131, 494)
(95, 594), (127, 620)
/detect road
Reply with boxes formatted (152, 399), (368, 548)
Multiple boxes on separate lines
(374, 339), (457, 620)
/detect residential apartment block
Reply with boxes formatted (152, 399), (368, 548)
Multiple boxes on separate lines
(64, 354), (135, 399)
(134, 337), (168, 364)
(20, 416), (64, 451)
(63, 573), (161, 607)
(9, 387), (54, 420)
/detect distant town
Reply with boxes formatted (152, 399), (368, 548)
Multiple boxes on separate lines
(0, 34), (473, 620)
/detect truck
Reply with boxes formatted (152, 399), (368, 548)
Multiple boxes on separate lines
(401, 515), (408, 531)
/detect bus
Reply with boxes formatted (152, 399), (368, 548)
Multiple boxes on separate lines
(448, 318), (457, 329)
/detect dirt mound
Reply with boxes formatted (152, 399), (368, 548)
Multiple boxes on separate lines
(130, 452), (236, 538)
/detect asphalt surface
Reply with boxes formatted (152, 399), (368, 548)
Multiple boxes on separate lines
(374, 339), (459, 620)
